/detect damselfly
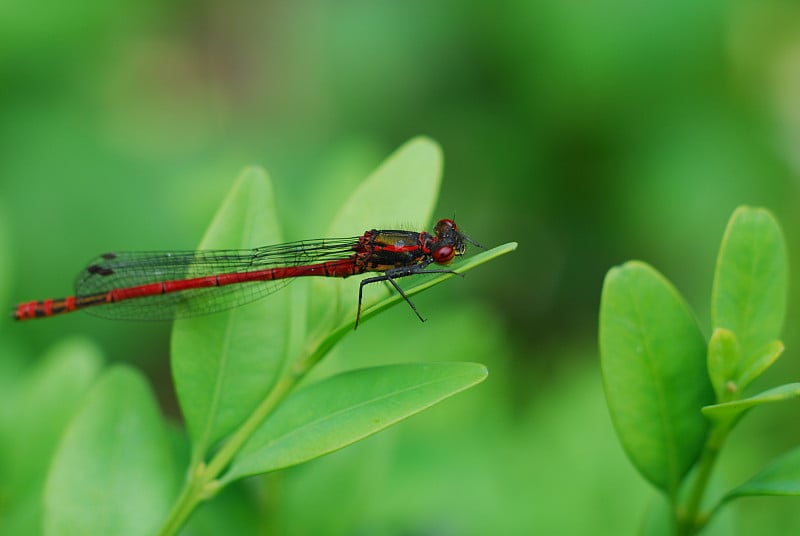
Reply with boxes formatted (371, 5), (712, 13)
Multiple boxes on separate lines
(13, 219), (480, 329)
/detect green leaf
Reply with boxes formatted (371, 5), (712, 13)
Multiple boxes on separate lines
(44, 366), (178, 536)
(706, 334), (784, 403)
(599, 261), (713, 496)
(707, 328), (740, 401)
(317, 137), (444, 324)
(725, 446), (800, 499)
(701, 383), (800, 425)
(171, 167), (290, 461)
(327, 136), (443, 236)
(1, 338), (102, 535)
(737, 339), (784, 393)
(222, 362), (488, 481)
(711, 206), (787, 373)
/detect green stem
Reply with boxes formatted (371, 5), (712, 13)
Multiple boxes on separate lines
(676, 424), (730, 535)
(157, 464), (209, 536)
(157, 361), (310, 535)
(209, 374), (296, 479)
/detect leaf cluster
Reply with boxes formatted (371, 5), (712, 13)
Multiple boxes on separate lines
(2, 138), (516, 535)
(599, 206), (799, 533)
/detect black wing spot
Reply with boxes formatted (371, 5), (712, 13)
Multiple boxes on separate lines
(87, 265), (115, 276)
(101, 253), (117, 260)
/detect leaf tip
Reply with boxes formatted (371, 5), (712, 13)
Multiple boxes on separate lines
(406, 134), (443, 156)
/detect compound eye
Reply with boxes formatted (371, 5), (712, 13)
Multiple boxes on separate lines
(432, 245), (455, 265)
(435, 219), (457, 235)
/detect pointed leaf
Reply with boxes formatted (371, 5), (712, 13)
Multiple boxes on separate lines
(223, 362), (487, 481)
(702, 383), (800, 425)
(599, 261), (713, 495)
(172, 167), (290, 459)
(725, 446), (800, 499)
(44, 366), (178, 536)
(711, 206), (787, 369)
(318, 137), (444, 323)
(707, 328), (740, 401)
(327, 136), (443, 236)
(738, 339), (784, 392)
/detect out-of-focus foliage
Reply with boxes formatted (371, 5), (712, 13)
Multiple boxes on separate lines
(2, 0), (800, 533)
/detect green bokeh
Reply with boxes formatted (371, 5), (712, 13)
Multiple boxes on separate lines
(3, 0), (800, 533)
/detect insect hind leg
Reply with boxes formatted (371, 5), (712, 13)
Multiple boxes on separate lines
(354, 265), (461, 329)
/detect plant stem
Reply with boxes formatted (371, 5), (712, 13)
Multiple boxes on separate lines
(208, 374), (296, 478)
(157, 464), (208, 536)
(157, 361), (309, 536)
(676, 424), (730, 535)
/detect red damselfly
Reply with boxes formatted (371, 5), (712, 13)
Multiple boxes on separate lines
(13, 219), (480, 329)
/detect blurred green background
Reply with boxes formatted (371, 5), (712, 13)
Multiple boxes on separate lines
(3, 0), (800, 533)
